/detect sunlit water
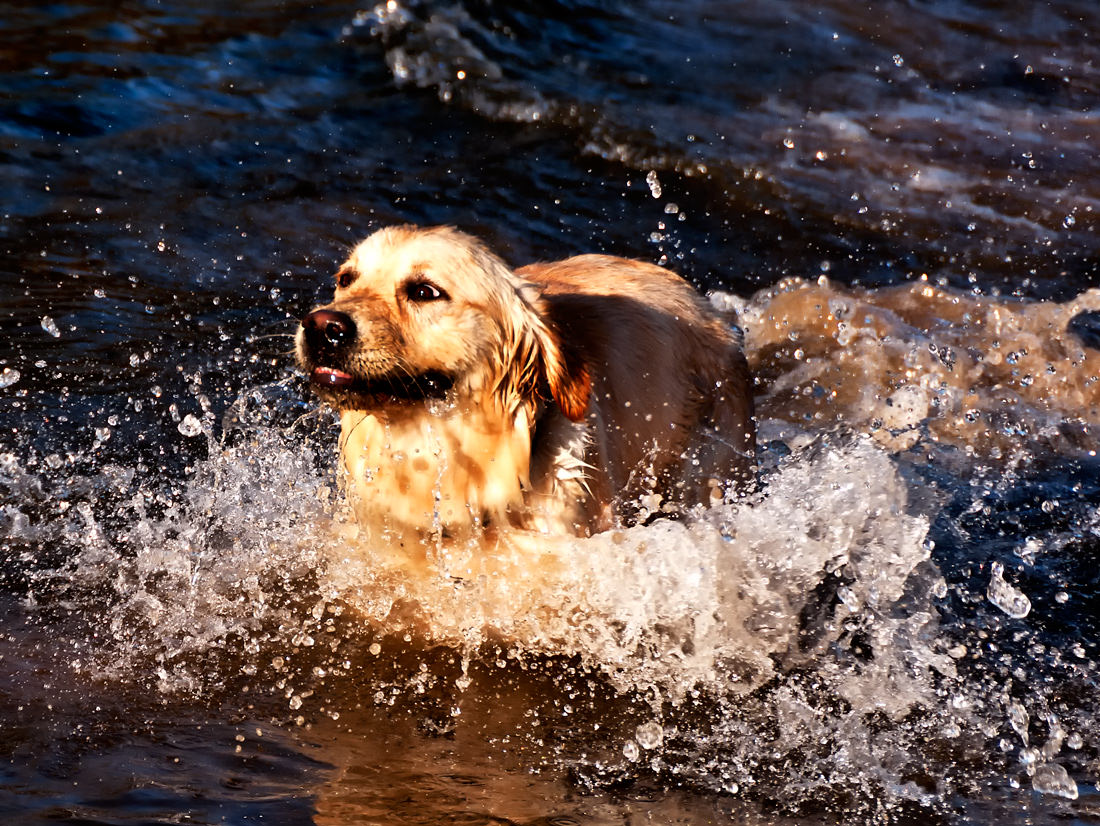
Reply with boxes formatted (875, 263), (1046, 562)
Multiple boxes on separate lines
(3, 1), (1100, 824)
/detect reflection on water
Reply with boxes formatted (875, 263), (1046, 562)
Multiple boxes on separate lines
(2, 1), (1100, 824)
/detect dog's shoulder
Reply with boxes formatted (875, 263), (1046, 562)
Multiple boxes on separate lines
(518, 255), (689, 298)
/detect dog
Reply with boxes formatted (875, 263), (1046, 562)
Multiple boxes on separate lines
(296, 225), (754, 550)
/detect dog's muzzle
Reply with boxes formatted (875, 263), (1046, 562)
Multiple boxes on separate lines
(301, 309), (358, 387)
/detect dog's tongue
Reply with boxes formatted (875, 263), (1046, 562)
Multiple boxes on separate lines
(311, 366), (355, 388)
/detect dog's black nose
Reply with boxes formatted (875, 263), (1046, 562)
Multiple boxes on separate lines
(302, 309), (356, 351)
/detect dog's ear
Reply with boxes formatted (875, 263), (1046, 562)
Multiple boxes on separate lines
(539, 319), (590, 423)
(507, 282), (590, 423)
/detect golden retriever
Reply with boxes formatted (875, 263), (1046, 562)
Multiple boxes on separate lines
(296, 225), (754, 548)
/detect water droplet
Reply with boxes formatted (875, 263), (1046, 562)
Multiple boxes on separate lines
(129, 353), (141, 367)
(635, 721), (664, 750)
(645, 170), (662, 199)
(0, 368), (20, 389)
(987, 561), (1030, 618)
(368, 642), (382, 656)
(1007, 700), (1029, 744)
(178, 414), (204, 437)
(782, 137), (795, 149)
(41, 316), (60, 337)
(622, 740), (640, 761)
(1031, 763), (1078, 800)
(289, 695), (303, 710)
(1063, 214), (1076, 228)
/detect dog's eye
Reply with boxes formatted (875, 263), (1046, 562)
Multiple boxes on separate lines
(405, 281), (448, 302)
(336, 268), (357, 289)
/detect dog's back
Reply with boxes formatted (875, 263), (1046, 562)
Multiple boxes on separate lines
(518, 255), (755, 528)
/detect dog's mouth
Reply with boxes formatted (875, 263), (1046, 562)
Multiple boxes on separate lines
(308, 365), (454, 407)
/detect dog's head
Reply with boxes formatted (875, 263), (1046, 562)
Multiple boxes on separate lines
(296, 225), (589, 421)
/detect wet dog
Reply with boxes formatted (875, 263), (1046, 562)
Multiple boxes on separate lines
(297, 225), (754, 548)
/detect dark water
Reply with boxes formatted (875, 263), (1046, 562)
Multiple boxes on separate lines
(3, 1), (1100, 823)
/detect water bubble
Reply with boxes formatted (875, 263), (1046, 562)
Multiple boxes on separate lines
(987, 561), (1030, 618)
(1031, 763), (1078, 800)
(177, 414), (204, 437)
(41, 316), (60, 337)
(635, 721), (664, 750)
(0, 368), (20, 389)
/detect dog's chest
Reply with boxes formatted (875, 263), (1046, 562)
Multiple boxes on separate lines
(338, 403), (533, 535)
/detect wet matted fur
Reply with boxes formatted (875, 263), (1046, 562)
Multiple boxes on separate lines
(296, 225), (754, 546)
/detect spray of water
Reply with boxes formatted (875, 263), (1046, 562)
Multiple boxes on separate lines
(2, 282), (1099, 816)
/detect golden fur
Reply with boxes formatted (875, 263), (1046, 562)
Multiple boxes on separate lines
(296, 225), (754, 550)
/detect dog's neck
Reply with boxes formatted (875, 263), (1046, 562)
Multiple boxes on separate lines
(337, 393), (535, 547)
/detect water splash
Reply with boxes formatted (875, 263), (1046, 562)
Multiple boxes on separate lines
(2, 281), (1099, 814)
(987, 562), (1031, 619)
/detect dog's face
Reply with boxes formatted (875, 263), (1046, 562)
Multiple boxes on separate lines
(296, 225), (589, 420)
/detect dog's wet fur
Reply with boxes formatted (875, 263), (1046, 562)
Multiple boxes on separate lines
(297, 225), (754, 546)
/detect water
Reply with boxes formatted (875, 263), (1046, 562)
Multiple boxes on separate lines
(2, 1), (1100, 822)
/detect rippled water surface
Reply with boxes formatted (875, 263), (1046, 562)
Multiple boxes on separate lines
(3, 1), (1100, 823)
